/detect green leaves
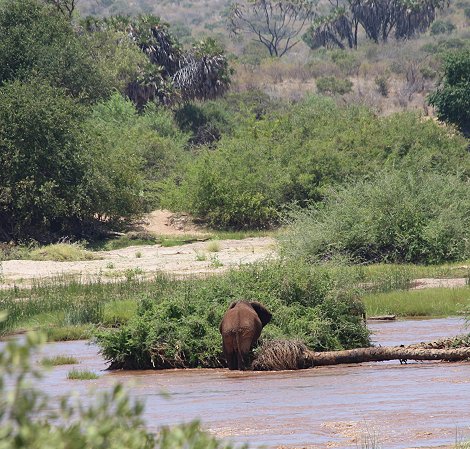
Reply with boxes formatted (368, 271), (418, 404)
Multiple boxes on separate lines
(428, 49), (470, 135)
(97, 261), (370, 369)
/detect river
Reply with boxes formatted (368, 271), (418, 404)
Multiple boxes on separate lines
(11, 317), (470, 448)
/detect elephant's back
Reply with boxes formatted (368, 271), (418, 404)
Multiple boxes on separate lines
(220, 303), (261, 335)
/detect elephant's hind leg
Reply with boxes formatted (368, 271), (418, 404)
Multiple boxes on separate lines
(228, 352), (238, 370)
(237, 351), (246, 371)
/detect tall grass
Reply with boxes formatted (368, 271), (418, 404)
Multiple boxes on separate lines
(364, 287), (470, 317)
(0, 274), (171, 335)
(29, 243), (99, 261)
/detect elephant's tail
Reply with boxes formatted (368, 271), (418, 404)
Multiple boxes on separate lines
(235, 331), (244, 371)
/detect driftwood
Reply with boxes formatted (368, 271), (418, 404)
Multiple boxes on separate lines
(368, 315), (396, 321)
(253, 340), (470, 371)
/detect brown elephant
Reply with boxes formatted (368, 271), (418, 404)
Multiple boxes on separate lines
(219, 300), (272, 370)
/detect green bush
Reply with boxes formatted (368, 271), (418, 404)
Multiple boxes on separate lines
(316, 76), (353, 95)
(279, 171), (470, 265)
(86, 93), (188, 212)
(0, 79), (91, 241)
(163, 96), (469, 229)
(330, 50), (361, 76)
(96, 260), (369, 369)
(0, 83), (155, 241)
(0, 0), (110, 102)
(375, 75), (389, 96)
(430, 20), (456, 35)
(0, 329), (241, 449)
(428, 49), (470, 136)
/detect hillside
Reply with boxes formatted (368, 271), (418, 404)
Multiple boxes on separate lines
(76, 0), (470, 114)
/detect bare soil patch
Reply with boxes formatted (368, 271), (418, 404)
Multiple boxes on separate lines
(1, 238), (277, 287)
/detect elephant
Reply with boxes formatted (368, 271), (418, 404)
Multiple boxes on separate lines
(219, 300), (272, 370)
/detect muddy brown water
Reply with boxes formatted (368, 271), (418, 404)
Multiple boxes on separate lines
(5, 317), (470, 449)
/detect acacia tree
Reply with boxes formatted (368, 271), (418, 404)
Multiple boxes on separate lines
(229, 0), (316, 57)
(44, 0), (76, 18)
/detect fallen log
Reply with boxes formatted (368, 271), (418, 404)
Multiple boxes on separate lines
(252, 340), (470, 371)
(367, 315), (396, 321)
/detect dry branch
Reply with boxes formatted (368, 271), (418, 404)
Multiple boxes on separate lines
(253, 339), (470, 371)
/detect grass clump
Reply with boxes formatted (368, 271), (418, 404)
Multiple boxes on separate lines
(67, 369), (99, 380)
(280, 171), (470, 265)
(363, 287), (470, 317)
(41, 355), (78, 366)
(29, 243), (99, 262)
(96, 260), (370, 370)
(46, 325), (94, 342)
(206, 241), (220, 252)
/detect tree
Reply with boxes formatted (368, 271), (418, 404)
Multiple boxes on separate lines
(303, 0), (449, 50)
(303, 7), (358, 49)
(0, 0), (110, 103)
(0, 80), (91, 241)
(350, 0), (448, 43)
(229, 0), (316, 57)
(428, 49), (470, 137)
(253, 339), (470, 370)
(85, 15), (231, 108)
(43, 0), (76, 18)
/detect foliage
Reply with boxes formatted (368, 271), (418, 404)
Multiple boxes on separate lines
(44, 0), (77, 19)
(375, 75), (389, 96)
(0, 82), (150, 242)
(0, 0), (110, 102)
(430, 19), (456, 35)
(97, 260), (370, 369)
(0, 79), (91, 241)
(428, 49), (470, 136)
(302, 8), (358, 50)
(229, 0), (316, 57)
(67, 368), (100, 379)
(85, 93), (188, 211)
(41, 355), (78, 366)
(303, 0), (449, 49)
(163, 96), (469, 229)
(279, 170), (470, 264)
(28, 243), (98, 261)
(0, 326), (239, 449)
(363, 287), (470, 317)
(316, 76), (353, 95)
(85, 16), (231, 108)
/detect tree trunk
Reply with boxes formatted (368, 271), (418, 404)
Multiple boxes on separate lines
(252, 340), (470, 371)
(303, 346), (470, 367)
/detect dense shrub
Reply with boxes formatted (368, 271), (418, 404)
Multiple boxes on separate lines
(316, 76), (353, 95)
(279, 171), (470, 265)
(0, 80), (92, 241)
(428, 49), (470, 136)
(86, 93), (188, 211)
(96, 261), (370, 369)
(430, 20), (456, 35)
(163, 96), (469, 229)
